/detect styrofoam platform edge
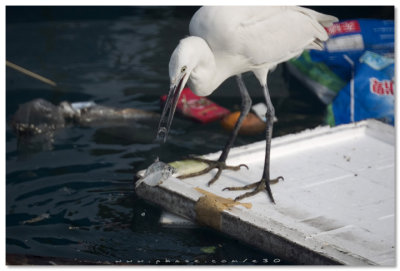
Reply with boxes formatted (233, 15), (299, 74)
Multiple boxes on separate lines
(136, 180), (376, 265)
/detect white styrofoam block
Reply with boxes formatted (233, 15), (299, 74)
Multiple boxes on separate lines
(136, 120), (395, 265)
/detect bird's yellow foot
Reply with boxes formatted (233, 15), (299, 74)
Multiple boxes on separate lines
(177, 156), (248, 186)
(223, 176), (283, 203)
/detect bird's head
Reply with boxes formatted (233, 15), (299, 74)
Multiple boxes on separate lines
(156, 37), (201, 143)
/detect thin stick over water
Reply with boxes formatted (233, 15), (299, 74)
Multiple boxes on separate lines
(6, 60), (57, 87)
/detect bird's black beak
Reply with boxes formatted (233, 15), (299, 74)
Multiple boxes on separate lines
(156, 73), (187, 143)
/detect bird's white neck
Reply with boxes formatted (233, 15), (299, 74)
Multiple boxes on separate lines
(186, 37), (241, 96)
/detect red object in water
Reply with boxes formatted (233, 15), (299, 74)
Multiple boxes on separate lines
(160, 87), (230, 124)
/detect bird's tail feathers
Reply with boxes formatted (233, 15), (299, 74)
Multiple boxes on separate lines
(294, 6), (338, 27)
(293, 7), (338, 43)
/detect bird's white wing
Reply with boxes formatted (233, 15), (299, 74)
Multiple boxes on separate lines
(190, 6), (337, 67)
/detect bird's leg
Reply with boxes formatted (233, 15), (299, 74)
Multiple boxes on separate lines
(178, 75), (252, 186)
(223, 83), (283, 203)
(218, 75), (252, 163)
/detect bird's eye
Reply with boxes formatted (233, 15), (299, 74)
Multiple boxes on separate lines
(181, 66), (187, 73)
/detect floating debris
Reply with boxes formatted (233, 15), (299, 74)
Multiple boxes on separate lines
(11, 99), (65, 136)
(135, 158), (176, 188)
(200, 246), (217, 254)
(11, 98), (159, 151)
(21, 213), (50, 225)
(11, 98), (159, 136)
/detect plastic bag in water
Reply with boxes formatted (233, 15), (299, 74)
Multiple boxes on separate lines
(11, 98), (66, 136)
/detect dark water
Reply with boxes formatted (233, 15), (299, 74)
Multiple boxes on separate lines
(6, 6), (392, 265)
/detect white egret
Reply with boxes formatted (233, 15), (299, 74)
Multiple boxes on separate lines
(157, 6), (338, 203)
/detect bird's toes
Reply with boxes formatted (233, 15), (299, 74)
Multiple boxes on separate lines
(225, 163), (249, 171)
(269, 176), (284, 184)
(207, 167), (223, 186)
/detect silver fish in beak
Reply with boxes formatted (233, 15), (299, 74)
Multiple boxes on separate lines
(156, 72), (187, 142)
